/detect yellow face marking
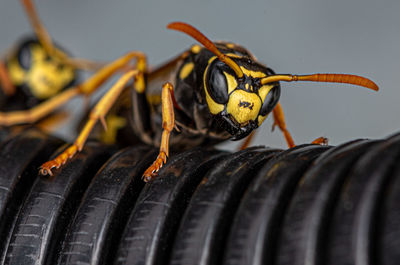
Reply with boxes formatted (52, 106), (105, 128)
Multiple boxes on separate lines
(223, 72), (237, 95)
(207, 55), (218, 65)
(205, 85), (225, 114)
(258, 84), (274, 103)
(179, 62), (194, 80)
(191, 45), (202, 54)
(8, 43), (75, 99)
(226, 43), (235, 49)
(240, 67), (266, 79)
(8, 58), (25, 85)
(27, 45), (74, 99)
(227, 90), (261, 124)
(204, 56), (224, 114)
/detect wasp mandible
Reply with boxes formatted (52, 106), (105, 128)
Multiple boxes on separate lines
(21, 21), (377, 181)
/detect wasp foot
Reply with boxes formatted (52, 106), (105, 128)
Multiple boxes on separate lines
(142, 151), (167, 182)
(311, 137), (329, 145)
(39, 145), (78, 176)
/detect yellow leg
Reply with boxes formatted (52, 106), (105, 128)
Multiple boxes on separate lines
(20, 0), (103, 71)
(272, 102), (328, 148)
(142, 82), (175, 182)
(311, 137), (328, 145)
(39, 69), (139, 176)
(0, 88), (80, 126)
(0, 51), (143, 126)
(272, 102), (295, 148)
(34, 111), (70, 133)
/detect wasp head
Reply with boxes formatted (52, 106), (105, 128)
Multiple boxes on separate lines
(6, 39), (76, 100)
(168, 21), (379, 141)
(204, 56), (280, 140)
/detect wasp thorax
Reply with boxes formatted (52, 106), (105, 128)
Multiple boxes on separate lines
(204, 56), (281, 139)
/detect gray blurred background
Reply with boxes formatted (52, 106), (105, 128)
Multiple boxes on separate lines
(0, 0), (399, 150)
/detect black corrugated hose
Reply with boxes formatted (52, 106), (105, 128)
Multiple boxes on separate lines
(0, 128), (398, 265)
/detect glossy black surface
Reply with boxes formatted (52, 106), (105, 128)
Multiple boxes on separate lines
(169, 147), (281, 265)
(326, 134), (400, 265)
(223, 144), (330, 265)
(57, 146), (157, 265)
(276, 139), (381, 265)
(378, 143), (400, 265)
(0, 129), (63, 264)
(115, 148), (227, 265)
(0, 130), (399, 265)
(4, 141), (115, 265)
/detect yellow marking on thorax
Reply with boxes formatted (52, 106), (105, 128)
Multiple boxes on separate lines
(179, 62), (194, 80)
(100, 114), (127, 144)
(191, 45), (202, 54)
(146, 94), (162, 105)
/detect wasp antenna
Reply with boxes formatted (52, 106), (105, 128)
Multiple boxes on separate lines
(260, 73), (379, 91)
(21, 0), (54, 54)
(167, 22), (244, 78)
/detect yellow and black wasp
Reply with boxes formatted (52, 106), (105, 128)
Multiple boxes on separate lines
(0, 0), (118, 130)
(1, 19), (378, 181)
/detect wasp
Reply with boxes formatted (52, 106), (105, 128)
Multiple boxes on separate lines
(2, 20), (378, 181)
(0, 0), (128, 130)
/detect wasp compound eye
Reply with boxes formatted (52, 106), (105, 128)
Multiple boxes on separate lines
(259, 85), (280, 116)
(205, 63), (229, 104)
(17, 42), (34, 70)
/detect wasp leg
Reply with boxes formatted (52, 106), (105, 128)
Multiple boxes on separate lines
(20, 0), (103, 71)
(36, 111), (70, 132)
(311, 136), (328, 145)
(272, 102), (295, 148)
(239, 130), (256, 150)
(142, 82), (175, 182)
(0, 51), (140, 126)
(39, 69), (138, 176)
(131, 51), (190, 145)
(272, 102), (328, 148)
(0, 60), (15, 96)
(0, 88), (80, 126)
